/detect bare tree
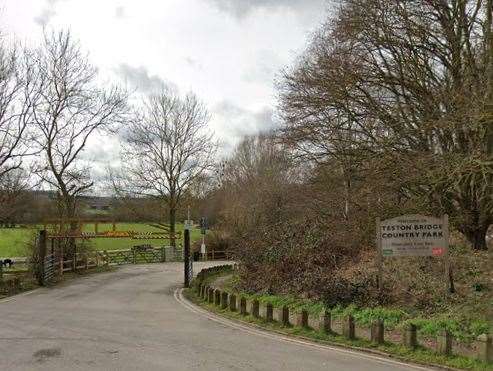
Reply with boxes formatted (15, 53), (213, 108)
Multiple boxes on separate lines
(219, 134), (295, 233)
(121, 88), (216, 249)
(0, 36), (31, 179)
(279, 0), (493, 249)
(0, 168), (32, 227)
(28, 31), (127, 239)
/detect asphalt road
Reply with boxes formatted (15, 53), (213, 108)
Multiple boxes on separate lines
(0, 262), (432, 371)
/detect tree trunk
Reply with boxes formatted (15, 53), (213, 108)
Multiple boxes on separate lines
(462, 224), (489, 251)
(486, 0), (493, 154)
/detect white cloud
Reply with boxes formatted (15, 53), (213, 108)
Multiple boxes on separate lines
(115, 64), (175, 94)
(34, 0), (67, 26)
(206, 0), (327, 22)
(2, 0), (329, 190)
(212, 101), (278, 155)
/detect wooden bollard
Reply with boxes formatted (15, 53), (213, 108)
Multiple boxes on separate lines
(214, 289), (221, 306)
(370, 320), (384, 344)
(208, 287), (214, 303)
(320, 311), (331, 333)
(201, 285), (206, 299)
(265, 303), (274, 322)
(221, 292), (228, 309)
(239, 297), (247, 315)
(296, 310), (308, 328)
(476, 334), (492, 363)
(403, 324), (418, 349)
(252, 299), (260, 318)
(437, 330), (453, 355)
(278, 306), (289, 326)
(7, 279), (12, 295)
(229, 294), (237, 311)
(343, 315), (355, 340)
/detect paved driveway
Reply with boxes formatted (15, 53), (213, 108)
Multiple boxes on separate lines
(0, 262), (432, 370)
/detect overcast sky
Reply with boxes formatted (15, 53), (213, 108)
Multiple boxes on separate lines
(1, 0), (329, 185)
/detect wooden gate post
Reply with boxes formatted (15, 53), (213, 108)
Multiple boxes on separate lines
(38, 230), (47, 286)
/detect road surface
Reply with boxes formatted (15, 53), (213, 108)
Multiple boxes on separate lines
(0, 262), (432, 370)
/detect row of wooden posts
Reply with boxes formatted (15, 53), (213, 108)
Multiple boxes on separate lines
(195, 283), (492, 364)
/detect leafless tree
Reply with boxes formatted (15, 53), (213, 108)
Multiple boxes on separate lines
(0, 168), (32, 226)
(219, 134), (296, 233)
(28, 30), (128, 238)
(279, 0), (493, 249)
(121, 88), (217, 248)
(0, 36), (32, 180)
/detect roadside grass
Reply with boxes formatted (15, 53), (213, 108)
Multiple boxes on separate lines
(184, 288), (493, 371)
(0, 223), (202, 257)
(204, 272), (491, 350)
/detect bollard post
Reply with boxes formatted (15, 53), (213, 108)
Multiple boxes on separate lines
(320, 310), (332, 333)
(265, 303), (274, 322)
(476, 334), (492, 363)
(370, 320), (385, 344)
(229, 294), (237, 311)
(214, 289), (221, 306)
(343, 315), (355, 340)
(221, 292), (229, 309)
(437, 330), (453, 355)
(403, 324), (418, 349)
(278, 306), (290, 326)
(296, 310), (309, 328)
(208, 287), (214, 303)
(240, 297), (247, 315)
(252, 300), (260, 318)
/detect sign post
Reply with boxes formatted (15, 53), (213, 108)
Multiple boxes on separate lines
(200, 217), (207, 260)
(183, 217), (193, 288)
(376, 214), (450, 294)
(183, 227), (191, 288)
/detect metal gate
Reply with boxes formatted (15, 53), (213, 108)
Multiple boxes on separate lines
(43, 254), (56, 285)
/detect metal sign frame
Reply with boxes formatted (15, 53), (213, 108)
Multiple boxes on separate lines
(376, 214), (452, 294)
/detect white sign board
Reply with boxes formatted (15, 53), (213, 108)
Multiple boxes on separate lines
(184, 220), (193, 231)
(378, 214), (448, 257)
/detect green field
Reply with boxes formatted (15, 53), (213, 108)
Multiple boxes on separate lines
(0, 223), (202, 257)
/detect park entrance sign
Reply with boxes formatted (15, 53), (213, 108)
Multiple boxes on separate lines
(376, 214), (452, 294)
(378, 214), (449, 257)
